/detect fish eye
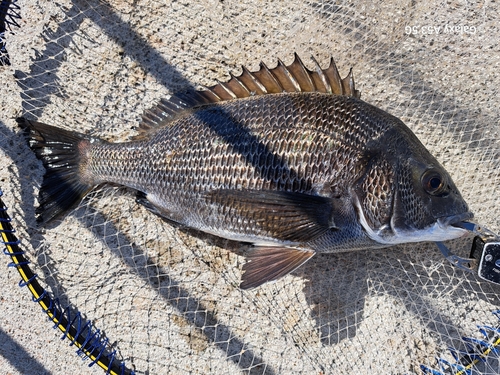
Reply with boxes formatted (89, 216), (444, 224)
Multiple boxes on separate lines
(422, 170), (448, 196)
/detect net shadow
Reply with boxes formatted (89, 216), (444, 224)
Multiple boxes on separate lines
(310, 0), (499, 154)
(70, 199), (278, 375)
(0, 326), (51, 375)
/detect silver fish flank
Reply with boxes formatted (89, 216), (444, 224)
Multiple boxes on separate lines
(18, 54), (473, 289)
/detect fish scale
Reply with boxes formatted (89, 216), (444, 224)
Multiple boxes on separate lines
(137, 95), (369, 200)
(18, 54), (472, 289)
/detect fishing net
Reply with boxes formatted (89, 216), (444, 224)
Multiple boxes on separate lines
(1, 0), (499, 374)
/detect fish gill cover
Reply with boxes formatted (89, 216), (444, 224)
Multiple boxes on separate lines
(0, 1), (499, 374)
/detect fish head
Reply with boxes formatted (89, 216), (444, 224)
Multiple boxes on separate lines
(354, 127), (473, 246)
(391, 156), (473, 241)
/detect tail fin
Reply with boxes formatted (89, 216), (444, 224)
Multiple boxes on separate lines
(17, 117), (97, 224)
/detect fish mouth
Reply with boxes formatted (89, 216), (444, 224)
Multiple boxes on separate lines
(437, 211), (474, 229)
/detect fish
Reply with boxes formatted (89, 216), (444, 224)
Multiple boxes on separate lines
(17, 53), (473, 289)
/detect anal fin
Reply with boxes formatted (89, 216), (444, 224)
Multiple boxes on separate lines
(240, 247), (315, 289)
(135, 191), (168, 219)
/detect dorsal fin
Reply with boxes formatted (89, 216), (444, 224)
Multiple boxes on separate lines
(139, 53), (360, 135)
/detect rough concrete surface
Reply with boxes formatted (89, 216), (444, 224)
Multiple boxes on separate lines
(0, 0), (499, 374)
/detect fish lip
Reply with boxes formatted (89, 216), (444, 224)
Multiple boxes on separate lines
(437, 211), (474, 228)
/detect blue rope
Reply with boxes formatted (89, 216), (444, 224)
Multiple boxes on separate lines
(3, 247), (23, 255)
(8, 260), (29, 267)
(18, 273), (37, 287)
(3, 238), (20, 245)
(420, 310), (500, 374)
(32, 289), (47, 302)
(419, 364), (451, 375)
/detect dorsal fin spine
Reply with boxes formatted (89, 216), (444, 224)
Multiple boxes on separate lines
(160, 98), (185, 112)
(204, 87), (222, 102)
(258, 61), (284, 93)
(292, 53), (315, 92)
(326, 57), (343, 95)
(197, 89), (222, 103)
(229, 72), (252, 97)
(138, 54), (360, 135)
(241, 65), (267, 94)
(216, 79), (238, 100)
(311, 56), (332, 94)
(277, 58), (301, 92)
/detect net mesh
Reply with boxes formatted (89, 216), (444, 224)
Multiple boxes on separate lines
(1, 0), (499, 374)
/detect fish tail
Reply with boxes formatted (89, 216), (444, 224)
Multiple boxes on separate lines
(17, 117), (98, 224)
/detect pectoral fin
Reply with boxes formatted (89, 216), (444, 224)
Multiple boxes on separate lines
(205, 189), (337, 243)
(240, 247), (315, 289)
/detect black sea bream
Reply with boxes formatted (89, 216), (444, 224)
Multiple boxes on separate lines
(18, 54), (473, 288)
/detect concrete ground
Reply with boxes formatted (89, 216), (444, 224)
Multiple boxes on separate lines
(0, 0), (499, 374)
